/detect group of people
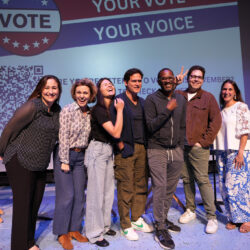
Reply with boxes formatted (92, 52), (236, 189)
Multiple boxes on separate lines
(0, 65), (249, 250)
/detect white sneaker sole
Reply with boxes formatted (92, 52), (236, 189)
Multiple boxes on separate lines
(120, 230), (139, 241)
(179, 215), (196, 224)
(206, 227), (218, 234)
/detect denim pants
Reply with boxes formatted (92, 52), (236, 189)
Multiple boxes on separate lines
(53, 147), (86, 235)
(115, 143), (148, 230)
(85, 140), (115, 243)
(147, 147), (183, 228)
(181, 145), (216, 219)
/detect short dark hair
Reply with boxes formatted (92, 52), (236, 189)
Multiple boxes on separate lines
(219, 79), (244, 109)
(28, 75), (62, 104)
(187, 65), (205, 80)
(157, 68), (174, 85)
(123, 68), (143, 82)
(71, 78), (97, 103)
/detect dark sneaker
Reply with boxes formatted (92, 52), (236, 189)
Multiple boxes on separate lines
(165, 219), (181, 233)
(155, 228), (175, 249)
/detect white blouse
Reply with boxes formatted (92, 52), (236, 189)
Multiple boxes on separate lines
(214, 102), (250, 150)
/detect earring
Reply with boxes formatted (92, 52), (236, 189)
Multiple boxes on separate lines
(233, 95), (237, 100)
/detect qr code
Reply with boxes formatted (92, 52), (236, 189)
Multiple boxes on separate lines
(0, 65), (43, 134)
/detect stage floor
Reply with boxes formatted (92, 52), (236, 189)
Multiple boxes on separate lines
(0, 176), (248, 250)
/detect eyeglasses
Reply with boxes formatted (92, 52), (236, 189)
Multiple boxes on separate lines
(189, 75), (203, 80)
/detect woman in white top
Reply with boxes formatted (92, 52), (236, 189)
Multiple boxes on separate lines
(215, 79), (250, 233)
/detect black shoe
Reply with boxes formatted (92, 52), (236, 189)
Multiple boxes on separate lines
(105, 229), (116, 236)
(155, 228), (175, 249)
(95, 239), (109, 247)
(165, 219), (181, 233)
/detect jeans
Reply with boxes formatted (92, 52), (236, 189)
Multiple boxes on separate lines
(85, 140), (115, 243)
(53, 147), (86, 235)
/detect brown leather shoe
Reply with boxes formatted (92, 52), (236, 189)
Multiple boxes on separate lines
(69, 231), (88, 242)
(58, 234), (73, 250)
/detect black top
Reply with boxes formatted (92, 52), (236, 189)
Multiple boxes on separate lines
(0, 98), (60, 171)
(110, 92), (146, 158)
(90, 104), (113, 143)
(126, 95), (144, 144)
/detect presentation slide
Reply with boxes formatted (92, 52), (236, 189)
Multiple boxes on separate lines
(0, 0), (247, 171)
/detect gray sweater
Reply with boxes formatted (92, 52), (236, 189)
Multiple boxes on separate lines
(144, 89), (186, 149)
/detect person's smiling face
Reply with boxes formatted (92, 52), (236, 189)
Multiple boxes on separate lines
(75, 85), (90, 108)
(188, 69), (204, 93)
(41, 78), (60, 107)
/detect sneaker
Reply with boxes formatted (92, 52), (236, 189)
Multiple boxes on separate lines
(120, 227), (139, 241)
(165, 219), (181, 233)
(206, 219), (218, 234)
(131, 217), (154, 232)
(155, 228), (175, 249)
(179, 209), (196, 224)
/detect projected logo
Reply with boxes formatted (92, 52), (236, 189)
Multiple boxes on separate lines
(0, 0), (61, 56)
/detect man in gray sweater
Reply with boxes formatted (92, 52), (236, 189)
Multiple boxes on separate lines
(144, 68), (187, 250)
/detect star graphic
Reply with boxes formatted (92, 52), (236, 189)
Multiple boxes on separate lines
(23, 44), (30, 50)
(3, 36), (10, 43)
(42, 37), (49, 44)
(2, 0), (10, 5)
(41, 0), (48, 6)
(33, 41), (40, 48)
(12, 41), (19, 48)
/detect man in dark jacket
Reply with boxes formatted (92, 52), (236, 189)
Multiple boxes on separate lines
(111, 68), (153, 241)
(144, 68), (186, 250)
(177, 65), (222, 234)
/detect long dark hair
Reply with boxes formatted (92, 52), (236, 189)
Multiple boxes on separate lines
(96, 77), (115, 110)
(28, 75), (62, 104)
(219, 79), (244, 109)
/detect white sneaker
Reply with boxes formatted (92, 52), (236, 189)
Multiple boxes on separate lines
(131, 217), (154, 232)
(179, 209), (196, 224)
(121, 227), (139, 241)
(206, 219), (218, 234)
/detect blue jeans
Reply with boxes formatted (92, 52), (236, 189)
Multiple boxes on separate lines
(85, 140), (115, 243)
(53, 147), (86, 235)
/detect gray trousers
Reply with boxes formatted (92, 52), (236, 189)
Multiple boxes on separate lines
(181, 145), (216, 219)
(53, 148), (86, 235)
(85, 140), (115, 243)
(147, 147), (183, 228)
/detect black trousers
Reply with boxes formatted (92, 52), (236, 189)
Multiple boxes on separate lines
(6, 154), (46, 250)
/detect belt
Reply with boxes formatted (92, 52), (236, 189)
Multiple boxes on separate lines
(70, 147), (85, 152)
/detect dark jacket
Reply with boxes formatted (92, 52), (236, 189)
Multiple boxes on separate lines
(110, 92), (146, 158)
(176, 88), (222, 148)
(0, 98), (60, 171)
(144, 89), (186, 149)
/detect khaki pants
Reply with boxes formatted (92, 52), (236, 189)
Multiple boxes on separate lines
(182, 145), (216, 219)
(115, 143), (148, 230)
